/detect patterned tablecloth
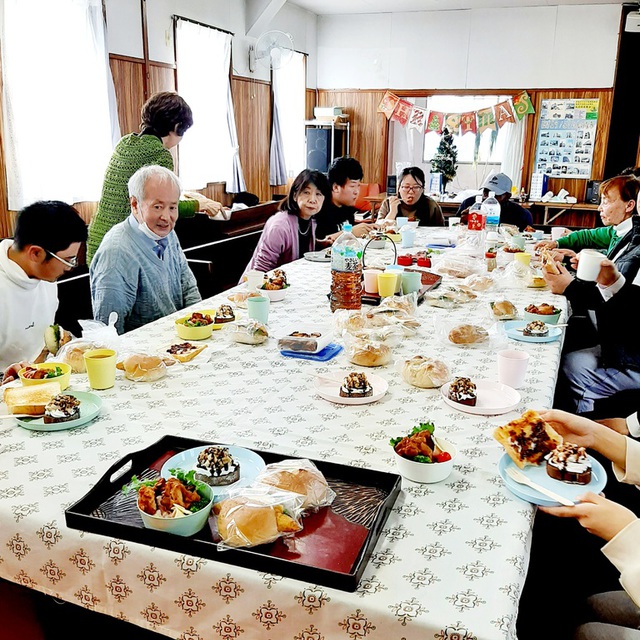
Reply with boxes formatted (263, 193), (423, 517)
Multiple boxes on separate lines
(0, 230), (567, 640)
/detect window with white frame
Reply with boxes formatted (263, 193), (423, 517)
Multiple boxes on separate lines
(423, 95), (512, 163)
(422, 94), (525, 192)
(1, 0), (119, 210)
(174, 18), (244, 191)
(272, 51), (306, 180)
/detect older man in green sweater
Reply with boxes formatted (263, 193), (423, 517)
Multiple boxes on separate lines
(90, 165), (201, 334)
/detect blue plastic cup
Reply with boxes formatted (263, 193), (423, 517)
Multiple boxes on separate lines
(247, 295), (269, 324)
(396, 217), (409, 229)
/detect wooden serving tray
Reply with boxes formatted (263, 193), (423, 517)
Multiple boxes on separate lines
(65, 436), (400, 592)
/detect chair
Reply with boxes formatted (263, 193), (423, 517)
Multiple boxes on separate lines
(354, 183), (382, 213)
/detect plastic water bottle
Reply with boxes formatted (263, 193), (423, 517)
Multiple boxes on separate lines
(466, 195), (486, 257)
(330, 222), (363, 312)
(482, 191), (501, 234)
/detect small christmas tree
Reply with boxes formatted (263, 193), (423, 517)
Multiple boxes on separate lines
(431, 128), (458, 193)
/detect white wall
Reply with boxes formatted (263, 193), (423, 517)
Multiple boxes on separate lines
(316, 4), (621, 89)
(105, 0), (317, 86)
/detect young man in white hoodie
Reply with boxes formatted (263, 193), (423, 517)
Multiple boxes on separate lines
(0, 201), (87, 377)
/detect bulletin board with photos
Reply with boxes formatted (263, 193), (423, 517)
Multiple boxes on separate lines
(534, 98), (599, 180)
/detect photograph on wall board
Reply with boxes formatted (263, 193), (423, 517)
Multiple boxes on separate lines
(534, 99), (599, 179)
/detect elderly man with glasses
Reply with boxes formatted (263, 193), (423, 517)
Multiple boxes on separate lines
(90, 165), (201, 335)
(377, 166), (444, 226)
(0, 200), (87, 376)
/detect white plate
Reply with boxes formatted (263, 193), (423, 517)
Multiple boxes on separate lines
(440, 380), (521, 415)
(304, 251), (331, 263)
(314, 372), (388, 405)
(498, 453), (606, 507)
(161, 445), (266, 495)
(15, 391), (102, 431)
(504, 320), (562, 343)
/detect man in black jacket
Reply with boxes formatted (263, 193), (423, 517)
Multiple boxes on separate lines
(543, 214), (640, 413)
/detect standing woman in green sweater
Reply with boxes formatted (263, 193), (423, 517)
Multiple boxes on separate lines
(87, 91), (224, 262)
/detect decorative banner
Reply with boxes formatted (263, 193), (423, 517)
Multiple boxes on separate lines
(391, 99), (412, 126)
(513, 90), (535, 120)
(459, 111), (477, 136)
(377, 91), (400, 119)
(476, 107), (496, 134)
(444, 113), (461, 135)
(426, 111), (445, 134)
(407, 105), (427, 132)
(379, 90), (535, 135)
(494, 100), (516, 128)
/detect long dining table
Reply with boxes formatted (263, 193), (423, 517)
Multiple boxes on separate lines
(0, 227), (568, 640)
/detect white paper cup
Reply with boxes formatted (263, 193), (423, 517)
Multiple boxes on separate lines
(497, 349), (529, 389)
(363, 268), (382, 294)
(576, 249), (605, 282)
(245, 269), (266, 290)
(551, 227), (568, 241)
(400, 227), (416, 248)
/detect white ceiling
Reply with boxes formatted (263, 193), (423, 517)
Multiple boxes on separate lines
(287, 0), (626, 15)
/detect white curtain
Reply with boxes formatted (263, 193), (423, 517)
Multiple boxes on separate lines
(271, 51), (306, 181)
(175, 19), (244, 191)
(1, 0), (119, 210)
(269, 101), (287, 186)
(500, 117), (526, 191)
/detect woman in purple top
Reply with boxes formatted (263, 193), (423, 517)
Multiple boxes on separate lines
(244, 170), (331, 276)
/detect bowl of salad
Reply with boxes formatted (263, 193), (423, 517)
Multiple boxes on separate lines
(390, 421), (456, 483)
(127, 469), (214, 537)
(19, 362), (72, 390)
(175, 310), (219, 340)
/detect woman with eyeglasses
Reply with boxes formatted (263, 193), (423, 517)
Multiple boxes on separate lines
(377, 166), (444, 226)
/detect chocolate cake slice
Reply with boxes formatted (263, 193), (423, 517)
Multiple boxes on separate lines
(43, 394), (81, 424)
(448, 377), (477, 406)
(339, 372), (373, 398)
(196, 446), (240, 486)
(546, 443), (591, 485)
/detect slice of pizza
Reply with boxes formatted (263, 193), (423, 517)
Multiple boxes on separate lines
(494, 409), (563, 468)
(166, 342), (208, 363)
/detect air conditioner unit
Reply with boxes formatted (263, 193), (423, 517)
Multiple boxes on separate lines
(625, 10), (640, 32)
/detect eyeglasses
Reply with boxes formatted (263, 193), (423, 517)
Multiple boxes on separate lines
(400, 184), (424, 193)
(46, 250), (78, 268)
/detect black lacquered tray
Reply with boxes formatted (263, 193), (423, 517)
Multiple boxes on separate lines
(65, 435), (401, 592)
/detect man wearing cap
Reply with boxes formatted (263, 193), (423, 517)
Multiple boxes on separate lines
(456, 173), (533, 231)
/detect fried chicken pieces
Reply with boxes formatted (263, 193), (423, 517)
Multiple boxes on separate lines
(394, 430), (437, 460)
(263, 269), (288, 290)
(137, 478), (202, 517)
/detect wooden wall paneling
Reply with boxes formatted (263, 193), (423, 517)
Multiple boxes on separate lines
(109, 56), (145, 136)
(523, 89), (613, 206)
(317, 90), (388, 190)
(231, 76), (272, 202)
(306, 89), (316, 121)
(148, 63), (176, 96)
